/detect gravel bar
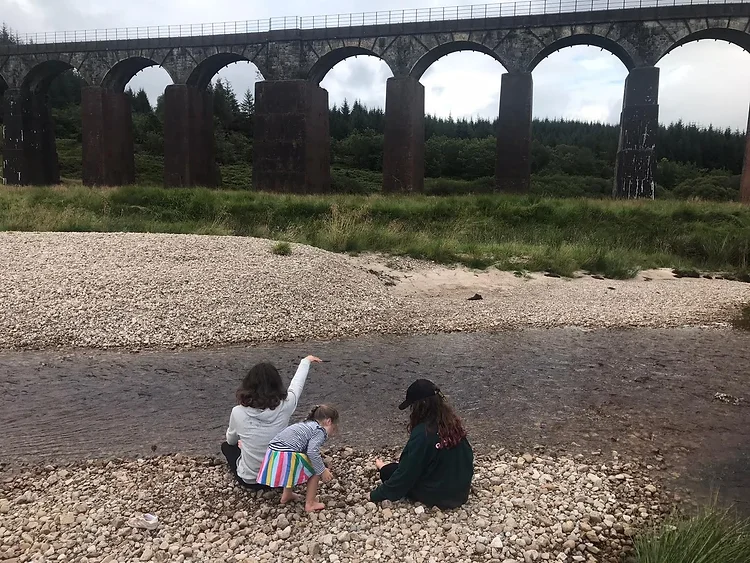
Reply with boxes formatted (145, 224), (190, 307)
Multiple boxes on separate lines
(0, 449), (670, 563)
(0, 232), (748, 351)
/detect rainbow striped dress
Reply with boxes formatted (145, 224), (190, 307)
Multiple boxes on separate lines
(257, 420), (327, 488)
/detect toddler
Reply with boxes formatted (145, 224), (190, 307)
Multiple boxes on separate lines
(257, 404), (338, 512)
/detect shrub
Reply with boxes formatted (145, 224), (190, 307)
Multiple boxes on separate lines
(672, 175), (740, 202)
(271, 241), (292, 256)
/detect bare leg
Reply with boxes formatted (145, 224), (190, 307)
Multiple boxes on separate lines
(280, 488), (302, 504)
(305, 475), (325, 512)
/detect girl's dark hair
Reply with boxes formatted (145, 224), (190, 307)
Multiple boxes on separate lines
(306, 404), (340, 425)
(236, 363), (287, 410)
(409, 392), (467, 450)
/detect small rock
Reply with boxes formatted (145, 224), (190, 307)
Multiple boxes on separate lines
(60, 513), (76, 526)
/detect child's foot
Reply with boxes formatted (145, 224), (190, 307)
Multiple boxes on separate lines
(280, 491), (303, 504)
(305, 501), (325, 512)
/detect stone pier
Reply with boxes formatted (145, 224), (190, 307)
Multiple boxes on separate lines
(740, 106), (750, 204)
(2, 88), (59, 185)
(614, 67), (659, 199)
(383, 77), (425, 193)
(163, 84), (220, 187)
(496, 72), (533, 193)
(253, 80), (330, 193)
(81, 87), (135, 186)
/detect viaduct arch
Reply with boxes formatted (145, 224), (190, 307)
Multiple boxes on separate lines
(0, 2), (749, 202)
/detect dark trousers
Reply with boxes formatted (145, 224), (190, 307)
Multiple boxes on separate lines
(220, 442), (272, 491)
(379, 462), (399, 482)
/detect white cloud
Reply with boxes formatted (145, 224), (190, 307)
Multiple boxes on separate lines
(657, 41), (750, 130)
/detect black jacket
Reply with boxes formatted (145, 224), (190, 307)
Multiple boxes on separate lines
(370, 422), (474, 509)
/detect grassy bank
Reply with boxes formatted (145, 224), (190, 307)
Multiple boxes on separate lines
(635, 506), (750, 563)
(1, 185), (749, 279)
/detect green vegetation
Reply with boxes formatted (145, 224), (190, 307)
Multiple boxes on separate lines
(271, 241), (292, 256)
(634, 506), (750, 563)
(0, 64), (744, 200)
(2, 185), (749, 279)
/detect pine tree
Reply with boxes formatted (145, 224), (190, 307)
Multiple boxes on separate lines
(212, 79), (240, 127)
(240, 89), (255, 116)
(126, 88), (152, 114)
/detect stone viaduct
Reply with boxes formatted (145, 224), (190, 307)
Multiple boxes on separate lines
(1, 2), (750, 201)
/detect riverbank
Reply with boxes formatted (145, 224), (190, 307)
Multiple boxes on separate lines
(1, 186), (750, 278)
(0, 450), (668, 563)
(0, 232), (748, 351)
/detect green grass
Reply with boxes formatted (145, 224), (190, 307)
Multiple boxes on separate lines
(271, 241), (292, 256)
(634, 506), (750, 563)
(1, 185), (750, 279)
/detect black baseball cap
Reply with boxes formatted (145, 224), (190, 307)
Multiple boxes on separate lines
(398, 379), (439, 410)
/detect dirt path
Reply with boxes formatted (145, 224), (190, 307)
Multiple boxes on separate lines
(2, 328), (749, 513)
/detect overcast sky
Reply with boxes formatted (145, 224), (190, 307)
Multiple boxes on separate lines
(3, 0), (750, 130)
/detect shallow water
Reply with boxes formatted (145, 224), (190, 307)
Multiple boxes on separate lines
(1, 328), (749, 513)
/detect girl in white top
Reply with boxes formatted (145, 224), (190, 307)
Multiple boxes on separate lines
(222, 355), (322, 487)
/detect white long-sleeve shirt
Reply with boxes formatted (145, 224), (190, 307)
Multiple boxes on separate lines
(226, 358), (311, 484)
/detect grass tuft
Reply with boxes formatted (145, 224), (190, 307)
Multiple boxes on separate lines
(634, 505), (750, 563)
(271, 241), (292, 256)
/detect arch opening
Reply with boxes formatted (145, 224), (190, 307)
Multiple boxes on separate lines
(655, 39), (750, 198)
(22, 60), (77, 94)
(126, 65), (174, 114)
(533, 45), (627, 124)
(321, 53), (392, 171)
(657, 38), (750, 131)
(309, 47), (391, 85)
(102, 57), (174, 92)
(187, 53), (265, 90)
(419, 51), (506, 182)
(210, 61), (264, 189)
(410, 41), (507, 81)
(122, 65), (174, 184)
(659, 28), (750, 61)
(531, 46), (629, 196)
(528, 35), (635, 72)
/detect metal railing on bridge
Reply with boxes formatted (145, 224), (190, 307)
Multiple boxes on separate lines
(8, 0), (747, 45)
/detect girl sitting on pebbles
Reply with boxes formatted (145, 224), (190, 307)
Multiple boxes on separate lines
(222, 355), (322, 489)
(257, 405), (338, 512)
